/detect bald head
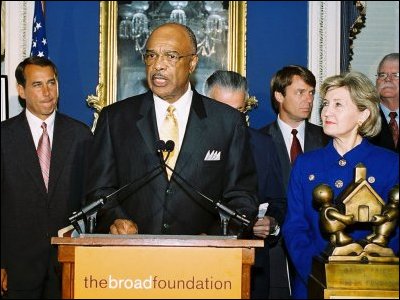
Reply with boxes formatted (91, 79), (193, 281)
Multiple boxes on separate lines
(148, 23), (197, 54)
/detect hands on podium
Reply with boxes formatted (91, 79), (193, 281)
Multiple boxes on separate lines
(109, 219), (139, 235)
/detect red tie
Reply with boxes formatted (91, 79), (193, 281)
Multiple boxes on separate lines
(290, 129), (303, 164)
(389, 112), (398, 147)
(37, 122), (51, 191)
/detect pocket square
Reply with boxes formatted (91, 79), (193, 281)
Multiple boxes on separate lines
(204, 150), (221, 161)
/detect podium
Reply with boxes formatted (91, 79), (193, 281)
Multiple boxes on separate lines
(51, 234), (263, 299)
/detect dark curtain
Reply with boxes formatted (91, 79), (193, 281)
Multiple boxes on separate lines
(340, 1), (366, 72)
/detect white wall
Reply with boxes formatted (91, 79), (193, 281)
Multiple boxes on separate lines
(351, 1), (399, 82)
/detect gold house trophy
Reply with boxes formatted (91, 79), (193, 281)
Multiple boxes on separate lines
(309, 163), (399, 299)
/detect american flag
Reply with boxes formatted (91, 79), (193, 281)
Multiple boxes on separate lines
(30, 1), (48, 58)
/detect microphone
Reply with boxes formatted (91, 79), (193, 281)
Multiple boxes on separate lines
(69, 141), (166, 234)
(158, 140), (251, 232)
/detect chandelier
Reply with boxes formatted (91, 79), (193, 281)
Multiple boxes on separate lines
(118, 1), (228, 57)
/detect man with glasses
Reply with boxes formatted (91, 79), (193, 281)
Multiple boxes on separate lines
(86, 23), (258, 237)
(370, 53), (399, 152)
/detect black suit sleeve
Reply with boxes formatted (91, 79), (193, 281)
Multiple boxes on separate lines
(86, 108), (129, 232)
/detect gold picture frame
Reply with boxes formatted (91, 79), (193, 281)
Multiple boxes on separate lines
(87, 1), (247, 121)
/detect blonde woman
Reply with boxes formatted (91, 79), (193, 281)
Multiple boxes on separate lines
(283, 71), (399, 299)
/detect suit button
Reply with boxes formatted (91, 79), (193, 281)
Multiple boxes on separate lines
(165, 188), (173, 195)
(163, 223), (170, 229)
(338, 159), (347, 166)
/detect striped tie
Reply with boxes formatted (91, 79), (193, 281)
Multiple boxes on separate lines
(37, 122), (51, 191)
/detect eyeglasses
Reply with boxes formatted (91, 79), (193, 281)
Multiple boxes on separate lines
(376, 72), (399, 80)
(143, 51), (196, 66)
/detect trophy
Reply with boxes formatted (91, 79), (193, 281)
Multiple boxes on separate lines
(309, 163), (399, 298)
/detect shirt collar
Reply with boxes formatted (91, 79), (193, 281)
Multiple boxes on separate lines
(153, 83), (192, 118)
(26, 108), (56, 131)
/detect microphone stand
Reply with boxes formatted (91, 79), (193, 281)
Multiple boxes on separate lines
(161, 158), (251, 236)
(69, 164), (163, 234)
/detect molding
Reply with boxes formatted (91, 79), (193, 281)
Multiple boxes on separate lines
(4, 1), (34, 118)
(308, 1), (341, 125)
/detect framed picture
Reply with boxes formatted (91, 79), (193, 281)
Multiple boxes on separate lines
(87, 1), (246, 115)
(1, 75), (9, 121)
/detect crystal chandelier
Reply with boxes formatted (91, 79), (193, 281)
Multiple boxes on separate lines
(118, 1), (228, 57)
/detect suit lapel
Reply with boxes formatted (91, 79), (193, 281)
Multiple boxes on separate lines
(11, 112), (48, 196)
(136, 92), (159, 156)
(270, 122), (291, 170)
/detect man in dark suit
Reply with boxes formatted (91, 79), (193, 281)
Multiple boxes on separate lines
(1, 57), (93, 298)
(204, 70), (286, 299)
(259, 65), (328, 298)
(86, 23), (258, 236)
(369, 53), (399, 152)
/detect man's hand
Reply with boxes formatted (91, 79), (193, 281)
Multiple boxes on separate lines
(1, 268), (7, 296)
(253, 216), (277, 239)
(109, 219), (138, 234)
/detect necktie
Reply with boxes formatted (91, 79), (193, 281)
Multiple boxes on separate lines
(159, 105), (179, 179)
(290, 129), (303, 164)
(388, 112), (398, 147)
(37, 122), (51, 191)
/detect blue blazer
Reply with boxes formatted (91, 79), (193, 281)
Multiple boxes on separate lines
(283, 139), (399, 299)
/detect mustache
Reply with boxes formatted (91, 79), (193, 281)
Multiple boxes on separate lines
(151, 72), (167, 80)
(379, 83), (396, 88)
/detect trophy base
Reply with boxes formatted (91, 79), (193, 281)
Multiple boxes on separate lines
(309, 255), (399, 299)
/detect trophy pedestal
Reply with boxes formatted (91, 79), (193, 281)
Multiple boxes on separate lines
(309, 255), (399, 299)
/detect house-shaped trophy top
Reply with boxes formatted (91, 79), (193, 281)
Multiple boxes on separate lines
(336, 163), (385, 222)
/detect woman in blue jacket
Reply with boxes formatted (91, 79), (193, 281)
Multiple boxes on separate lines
(283, 71), (399, 299)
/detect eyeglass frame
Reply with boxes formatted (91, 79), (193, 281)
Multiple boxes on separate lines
(142, 50), (196, 66)
(375, 72), (400, 80)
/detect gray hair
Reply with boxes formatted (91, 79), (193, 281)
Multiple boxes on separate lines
(204, 70), (248, 97)
(377, 53), (399, 72)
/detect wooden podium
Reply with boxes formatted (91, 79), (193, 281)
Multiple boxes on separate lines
(52, 234), (263, 299)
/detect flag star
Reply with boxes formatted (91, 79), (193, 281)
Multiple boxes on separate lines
(42, 38), (47, 45)
(32, 41), (37, 48)
(38, 51), (44, 57)
(36, 22), (42, 30)
(33, 16), (37, 23)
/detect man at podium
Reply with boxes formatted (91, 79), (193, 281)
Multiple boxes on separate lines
(85, 23), (258, 237)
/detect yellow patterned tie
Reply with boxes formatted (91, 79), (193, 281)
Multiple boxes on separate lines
(159, 105), (179, 179)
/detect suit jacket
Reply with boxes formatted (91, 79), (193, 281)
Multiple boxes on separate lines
(260, 120), (329, 190)
(1, 111), (92, 294)
(87, 89), (258, 235)
(369, 108), (399, 152)
(283, 139), (399, 299)
(248, 128), (286, 299)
